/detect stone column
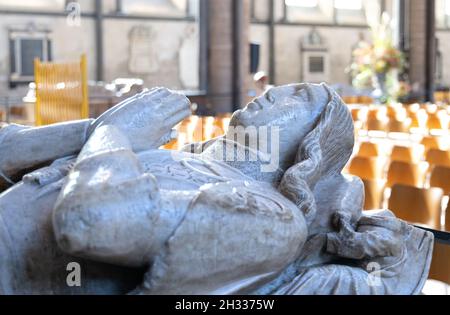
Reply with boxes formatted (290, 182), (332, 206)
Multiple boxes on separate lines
(206, 0), (251, 113)
(407, 0), (435, 101)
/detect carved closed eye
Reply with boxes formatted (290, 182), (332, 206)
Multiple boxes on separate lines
(265, 92), (276, 103)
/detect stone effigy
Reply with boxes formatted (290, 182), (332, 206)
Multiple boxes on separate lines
(0, 83), (433, 295)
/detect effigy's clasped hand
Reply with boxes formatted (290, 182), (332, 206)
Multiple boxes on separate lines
(88, 87), (192, 151)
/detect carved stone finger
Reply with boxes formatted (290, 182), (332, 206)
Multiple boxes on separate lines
(139, 87), (171, 101)
(157, 93), (190, 111)
(164, 109), (192, 128)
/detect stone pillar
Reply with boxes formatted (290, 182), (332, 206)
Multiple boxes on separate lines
(207, 0), (251, 113)
(234, 0), (252, 111)
(407, 0), (435, 101)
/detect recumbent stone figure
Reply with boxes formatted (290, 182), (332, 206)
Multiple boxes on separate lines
(0, 83), (433, 294)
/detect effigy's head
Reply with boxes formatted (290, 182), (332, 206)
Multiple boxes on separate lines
(232, 83), (328, 127)
(229, 83), (354, 172)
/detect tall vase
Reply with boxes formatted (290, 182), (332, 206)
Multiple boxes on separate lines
(372, 72), (388, 104)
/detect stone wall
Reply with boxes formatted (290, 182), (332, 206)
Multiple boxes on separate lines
(249, 0), (393, 86)
(0, 0), (425, 99)
(0, 0), (199, 95)
(102, 19), (198, 89)
(0, 15), (97, 95)
(436, 0), (450, 87)
(250, 25), (371, 86)
(436, 31), (450, 87)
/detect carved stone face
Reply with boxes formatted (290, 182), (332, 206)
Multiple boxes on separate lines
(229, 83), (330, 167)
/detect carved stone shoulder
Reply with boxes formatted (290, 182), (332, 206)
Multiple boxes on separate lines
(139, 181), (308, 295)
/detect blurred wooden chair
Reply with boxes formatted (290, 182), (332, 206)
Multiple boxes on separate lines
(215, 117), (230, 135)
(362, 179), (386, 210)
(163, 139), (178, 150)
(429, 242), (450, 285)
(211, 118), (226, 138)
(387, 118), (411, 133)
(178, 117), (196, 144)
(348, 157), (386, 181)
(386, 105), (400, 120)
(357, 142), (384, 158)
(421, 135), (449, 152)
(192, 116), (204, 143)
(391, 144), (425, 164)
(423, 103), (438, 114)
(387, 161), (429, 188)
(365, 108), (388, 132)
(409, 113), (421, 129)
(34, 54), (89, 126)
(202, 116), (215, 141)
(446, 199), (450, 231)
(358, 96), (373, 105)
(342, 96), (359, 104)
(351, 108), (362, 122)
(163, 116), (191, 150)
(388, 184), (443, 228)
(408, 108), (428, 129)
(430, 166), (450, 195)
(387, 104), (408, 121)
(387, 132), (412, 142)
(427, 111), (449, 130)
(405, 103), (420, 118)
(353, 121), (363, 137)
(366, 119), (388, 132)
(438, 110), (449, 129)
(426, 149), (450, 168)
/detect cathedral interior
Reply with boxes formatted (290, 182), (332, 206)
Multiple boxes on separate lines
(0, 0), (449, 296)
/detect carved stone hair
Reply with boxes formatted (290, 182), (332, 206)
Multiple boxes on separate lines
(278, 84), (354, 224)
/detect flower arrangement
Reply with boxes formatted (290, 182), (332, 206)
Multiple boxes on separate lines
(349, 13), (408, 103)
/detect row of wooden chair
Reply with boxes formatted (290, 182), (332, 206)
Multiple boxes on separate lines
(357, 140), (450, 161)
(387, 184), (448, 229)
(350, 103), (449, 118)
(350, 158), (450, 229)
(348, 104), (450, 286)
(164, 114), (232, 150)
(349, 156), (450, 188)
(429, 242), (450, 285)
(363, 179), (449, 230)
(421, 135), (450, 152)
(362, 180), (450, 285)
(342, 96), (374, 105)
(359, 113), (448, 133)
(350, 104), (450, 133)
(344, 92), (450, 107)
(360, 146), (450, 167)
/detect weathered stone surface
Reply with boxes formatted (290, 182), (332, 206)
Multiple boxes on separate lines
(0, 84), (433, 295)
